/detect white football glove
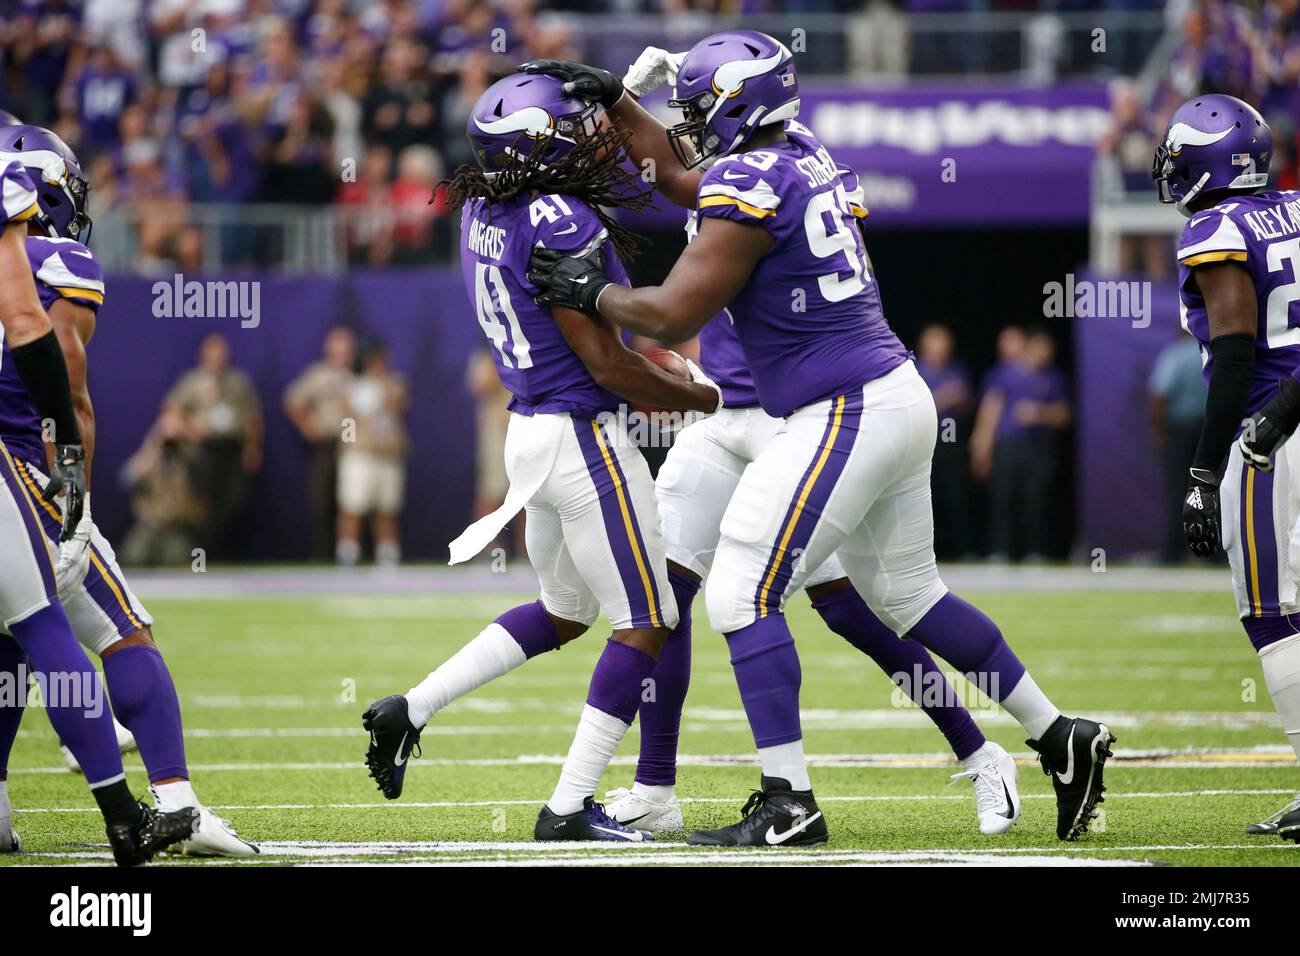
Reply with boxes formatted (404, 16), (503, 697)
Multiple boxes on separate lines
(682, 356), (722, 428)
(623, 47), (687, 98)
(54, 491), (93, 601)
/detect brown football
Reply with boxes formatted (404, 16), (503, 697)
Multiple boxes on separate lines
(631, 348), (691, 417)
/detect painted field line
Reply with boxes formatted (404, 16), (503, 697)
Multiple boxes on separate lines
(15, 788), (1297, 815)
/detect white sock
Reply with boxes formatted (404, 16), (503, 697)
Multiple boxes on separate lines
(999, 671), (1061, 740)
(1261, 632), (1300, 763)
(959, 742), (997, 771)
(405, 623), (525, 728)
(758, 740), (811, 791)
(631, 781), (675, 804)
(151, 779), (201, 811)
(375, 540), (401, 566)
(548, 704), (630, 815)
(336, 538), (360, 566)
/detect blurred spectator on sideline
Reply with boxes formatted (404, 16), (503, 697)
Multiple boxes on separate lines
(119, 407), (205, 567)
(466, 347), (517, 560)
(1098, 79), (1169, 279)
(339, 143), (396, 265)
(284, 325), (358, 561)
(972, 326), (1071, 562)
(1148, 335), (1207, 564)
(337, 340), (409, 566)
(389, 144), (451, 264)
(163, 333), (263, 561)
(63, 41), (137, 162)
(916, 323), (976, 560)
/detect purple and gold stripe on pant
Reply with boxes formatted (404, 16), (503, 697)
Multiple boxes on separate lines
(754, 391), (863, 618)
(574, 418), (664, 629)
(0, 440), (58, 601)
(1239, 464), (1279, 618)
(13, 457), (146, 636)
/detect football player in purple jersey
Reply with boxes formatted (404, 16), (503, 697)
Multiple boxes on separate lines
(1153, 94), (1300, 840)
(525, 32), (1113, 846)
(0, 125), (255, 856)
(599, 158), (1021, 836)
(0, 156), (196, 865)
(361, 72), (722, 842)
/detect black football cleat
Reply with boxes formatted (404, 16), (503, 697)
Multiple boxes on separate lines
(1278, 807), (1300, 843)
(1027, 715), (1115, 841)
(687, 776), (828, 848)
(362, 695), (422, 799)
(107, 803), (198, 867)
(534, 797), (653, 842)
(1246, 793), (1299, 835)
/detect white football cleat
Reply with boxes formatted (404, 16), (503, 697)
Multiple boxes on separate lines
(950, 741), (1021, 835)
(0, 781), (20, 853)
(165, 805), (260, 858)
(62, 718), (137, 773)
(602, 786), (684, 832)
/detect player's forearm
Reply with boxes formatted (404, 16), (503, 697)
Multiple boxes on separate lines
(0, 226), (53, 346)
(596, 283), (712, 343)
(1191, 334), (1255, 478)
(609, 95), (700, 209)
(591, 348), (714, 412)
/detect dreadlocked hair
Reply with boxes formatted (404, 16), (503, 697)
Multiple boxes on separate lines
(441, 125), (653, 262)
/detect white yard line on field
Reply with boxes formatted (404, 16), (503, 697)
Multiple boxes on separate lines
(13, 788), (1298, 814)
(9, 744), (1297, 775)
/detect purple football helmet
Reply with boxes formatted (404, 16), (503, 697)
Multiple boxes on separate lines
(667, 30), (799, 169)
(1153, 93), (1271, 214)
(0, 125), (91, 241)
(467, 72), (600, 176)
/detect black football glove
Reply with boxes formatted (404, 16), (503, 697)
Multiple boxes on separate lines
(1182, 468), (1221, 559)
(1240, 377), (1300, 472)
(42, 443), (86, 542)
(528, 246), (613, 314)
(519, 59), (624, 108)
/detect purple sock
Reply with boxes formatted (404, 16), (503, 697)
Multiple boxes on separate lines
(812, 587), (986, 761)
(906, 593), (1026, 703)
(102, 645), (188, 782)
(497, 601), (561, 659)
(725, 615), (802, 748)
(635, 570), (697, 786)
(0, 635), (26, 780)
(8, 604), (122, 786)
(586, 639), (657, 725)
(1242, 614), (1300, 652)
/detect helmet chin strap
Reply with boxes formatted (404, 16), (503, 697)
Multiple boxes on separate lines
(1176, 171), (1211, 217)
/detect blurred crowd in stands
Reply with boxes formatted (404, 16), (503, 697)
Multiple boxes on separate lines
(1097, 0), (1300, 275)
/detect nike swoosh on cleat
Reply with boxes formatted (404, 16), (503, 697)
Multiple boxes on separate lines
(765, 811), (823, 845)
(999, 779), (1016, 819)
(392, 732), (409, 767)
(620, 812), (651, 825)
(592, 825), (644, 841)
(1056, 723), (1076, 785)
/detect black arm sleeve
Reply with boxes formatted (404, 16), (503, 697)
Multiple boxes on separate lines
(8, 329), (82, 447)
(1191, 333), (1254, 477)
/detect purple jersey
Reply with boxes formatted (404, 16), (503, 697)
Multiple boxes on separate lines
(0, 235), (105, 468)
(1177, 190), (1300, 415)
(460, 193), (629, 418)
(982, 361), (1068, 442)
(694, 120), (908, 418)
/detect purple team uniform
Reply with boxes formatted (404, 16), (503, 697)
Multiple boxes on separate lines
(0, 233), (150, 644)
(1178, 189), (1300, 621)
(457, 191), (672, 631)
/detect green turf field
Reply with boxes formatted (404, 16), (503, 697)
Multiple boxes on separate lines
(4, 578), (1299, 866)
